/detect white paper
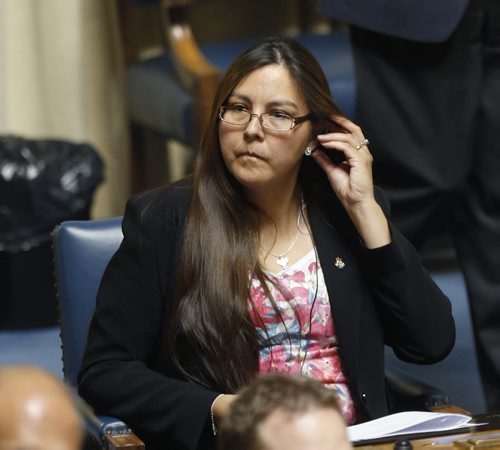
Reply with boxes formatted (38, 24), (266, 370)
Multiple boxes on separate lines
(347, 411), (473, 442)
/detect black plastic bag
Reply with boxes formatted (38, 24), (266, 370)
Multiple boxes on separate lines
(0, 136), (104, 253)
(0, 136), (104, 328)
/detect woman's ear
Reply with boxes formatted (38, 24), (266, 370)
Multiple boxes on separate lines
(304, 138), (318, 156)
(308, 136), (318, 148)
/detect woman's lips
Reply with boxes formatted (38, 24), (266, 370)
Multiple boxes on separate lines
(237, 150), (265, 160)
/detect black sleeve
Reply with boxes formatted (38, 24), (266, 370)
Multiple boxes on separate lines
(78, 190), (219, 449)
(359, 189), (455, 363)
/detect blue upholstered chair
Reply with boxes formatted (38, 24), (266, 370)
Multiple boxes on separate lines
(52, 218), (145, 450)
(117, 0), (357, 191)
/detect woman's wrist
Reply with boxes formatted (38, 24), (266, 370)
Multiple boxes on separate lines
(347, 200), (391, 249)
(210, 394), (237, 435)
(210, 394), (225, 435)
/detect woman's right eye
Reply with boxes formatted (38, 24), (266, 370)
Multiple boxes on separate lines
(230, 104), (249, 112)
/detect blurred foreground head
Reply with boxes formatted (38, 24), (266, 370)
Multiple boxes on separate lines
(0, 365), (83, 450)
(218, 374), (352, 450)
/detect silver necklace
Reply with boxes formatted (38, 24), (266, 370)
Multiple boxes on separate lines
(265, 199), (305, 271)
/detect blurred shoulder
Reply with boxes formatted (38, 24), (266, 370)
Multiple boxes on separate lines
(126, 176), (193, 230)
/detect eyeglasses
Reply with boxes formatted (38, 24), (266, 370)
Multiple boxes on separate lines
(218, 106), (312, 131)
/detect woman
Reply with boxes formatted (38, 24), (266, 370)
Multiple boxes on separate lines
(78, 37), (455, 450)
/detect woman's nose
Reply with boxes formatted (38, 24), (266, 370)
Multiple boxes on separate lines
(244, 114), (265, 137)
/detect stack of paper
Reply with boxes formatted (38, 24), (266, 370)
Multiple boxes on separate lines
(348, 411), (474, 442)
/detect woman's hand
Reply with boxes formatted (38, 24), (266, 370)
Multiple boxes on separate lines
(312, 115), (373, 207)
(311, 115), (391, 248)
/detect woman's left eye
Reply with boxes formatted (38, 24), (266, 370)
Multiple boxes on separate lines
(269, 110), (291, 119)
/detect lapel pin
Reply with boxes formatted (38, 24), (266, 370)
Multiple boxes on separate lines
(334, 257), (345, 270)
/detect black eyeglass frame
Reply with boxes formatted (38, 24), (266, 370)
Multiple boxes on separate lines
(218, 106), (313, 131)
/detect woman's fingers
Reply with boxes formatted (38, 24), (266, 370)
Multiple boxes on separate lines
(317, 115), (370, 159)
(318, 132), (368, 149)
(317, 136), (355, 155)
(329, 114), (363, 136)
(317, 135), (371, 163)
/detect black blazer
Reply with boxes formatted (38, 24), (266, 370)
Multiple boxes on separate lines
(317, 0), (469, 42)
(78, 177), (455, 450)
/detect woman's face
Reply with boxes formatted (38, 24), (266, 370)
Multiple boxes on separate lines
(218, 64), (315, 194)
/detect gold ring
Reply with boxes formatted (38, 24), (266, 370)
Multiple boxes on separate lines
(355, 138), (369, 150)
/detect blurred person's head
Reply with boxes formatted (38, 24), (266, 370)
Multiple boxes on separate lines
(217, 374), (353, 450)
(0, 365), (83, 450)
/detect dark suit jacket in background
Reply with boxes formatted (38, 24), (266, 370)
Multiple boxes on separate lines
(317, 0), (469, 42)
(318, 0), (500, 414)
(78, 177), (454, 450)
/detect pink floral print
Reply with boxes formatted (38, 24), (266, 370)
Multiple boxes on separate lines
(249, 249), (357, 423)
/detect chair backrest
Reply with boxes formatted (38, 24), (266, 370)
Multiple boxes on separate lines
(52, 217), (123, 387)
(117, 0), (356, 194)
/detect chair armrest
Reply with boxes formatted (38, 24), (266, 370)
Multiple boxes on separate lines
(160, 0), (220, 138)
(103, 428), (145, 450)
(426, 403), (472, 415)
(385, 366), (454, 413)
(79, 397), (145, 449)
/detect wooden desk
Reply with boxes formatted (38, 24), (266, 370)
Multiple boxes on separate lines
(354, 414), (500, 449)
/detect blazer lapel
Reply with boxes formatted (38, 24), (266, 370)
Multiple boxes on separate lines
(308, 201), (362, 384)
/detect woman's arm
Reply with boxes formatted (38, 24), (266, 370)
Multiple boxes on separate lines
(360, 219), (456, 363)
(311, 114), (454, 363)
(78, 186), (220, 449)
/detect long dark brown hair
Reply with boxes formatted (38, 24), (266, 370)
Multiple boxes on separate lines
(170, 37), (343, 392)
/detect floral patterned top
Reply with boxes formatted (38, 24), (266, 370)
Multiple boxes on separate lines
(249, 248), (357, 424)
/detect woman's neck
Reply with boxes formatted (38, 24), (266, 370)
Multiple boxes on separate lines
(251, 185), (313, 274)
(247, 185), (302, 233)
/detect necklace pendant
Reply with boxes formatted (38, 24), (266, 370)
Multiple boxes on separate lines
(335, 256), (345, 270)
(277, 256), (289, 270)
